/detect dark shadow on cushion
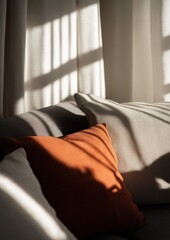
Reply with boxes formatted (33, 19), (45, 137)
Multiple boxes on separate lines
(0, 101), (89, 138)
(0, 116), (36, 138)
(38, 104), (89, 136)
(122, 152), (170, 205)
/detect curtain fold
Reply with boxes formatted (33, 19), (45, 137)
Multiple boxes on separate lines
(0, 0), (27, 118)
(77, 0), (105, 98)
(24, 0), (104, 113)
(132, 0), (163, 102)
(100, 0), (133, 102)
(4, 0), (27, 117)
(0, 0), (7, 117)
(100, 0), (163, 103)
(25, 0), (78, 112)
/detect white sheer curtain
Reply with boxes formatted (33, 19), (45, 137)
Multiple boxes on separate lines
(0, 0), (27, 117)
(0, 0), (6, 117)
(77, 0), (105, 98)
(25, 0), (104, 113)
(100, 0), (164, 103)
(0, 0), (103, 117)
(25, 0), (78, 111)
(0, 0), (169, 118)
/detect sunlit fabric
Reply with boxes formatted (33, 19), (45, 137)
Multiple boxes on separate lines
(155, 177), (170, 190)
(77, 1), (105, 97)
(162, 0), (170, 37)
(162, 49), (170, 101)
(1, 0), (170, 117)
(0, 173), (67, 239)
(24, 0), (104, 113)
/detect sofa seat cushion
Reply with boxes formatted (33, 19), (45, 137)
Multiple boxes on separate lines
(74, 93), (170, 205)
(0, 124), (145, 239)
(90, 204), (170, 240)
(87, 235), (128, 240)
(126, 204), (170, 240)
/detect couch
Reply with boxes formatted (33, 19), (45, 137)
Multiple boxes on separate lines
(0, 93), (170, 240)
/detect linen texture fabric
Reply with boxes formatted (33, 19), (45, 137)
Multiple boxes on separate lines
(0, 148), (76, 240)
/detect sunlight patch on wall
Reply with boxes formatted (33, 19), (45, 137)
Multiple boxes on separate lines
(61, 75), (69, 100)
(70, 12), (77, 60)
(52, 12), (76, 67)
(52, 80), (60, 104)
(79, 3), (102, 55)
(78, 1), (105, 98)
(52, 19), (60, 69)
(14, 98), (24, 115)
(42, 84), (52, 107)
(24, 2), (104, 111)
(25, 12), (77, 79)
(94, 59), (105, 97)
(162, 50), (170, 85)
(162, 49), (170, 101)
(25, 11), (78, 110)
(162, 0), (170, 37)
(25, 22), (52, 80)
(162, 0), (170, 101)
(79, 59), (104, 97)
(61, 15), (69, 65)
(42, 22), (51, 75)
(70, 71), (78, 95)
(163, 93), (170, 101)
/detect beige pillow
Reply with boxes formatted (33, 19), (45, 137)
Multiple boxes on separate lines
(0, 148), (76, 240)
(74, 93), (170, 205)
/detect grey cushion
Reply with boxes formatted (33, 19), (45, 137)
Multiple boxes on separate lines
(0, 101), (88, 138)
(74, 93), (170, 205)
(0, 148), (77, 240)
(127, 204), (170, 240)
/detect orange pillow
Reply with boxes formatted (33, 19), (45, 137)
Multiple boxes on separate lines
(0, 124), (145, 238)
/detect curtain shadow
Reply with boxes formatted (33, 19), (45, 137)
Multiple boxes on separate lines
(2, 0), (103, 117)
(25, 48), (102, 91)
(25, 0), (103, 111)
(162, 35), (170, 52)
(27, 0), (97, 28)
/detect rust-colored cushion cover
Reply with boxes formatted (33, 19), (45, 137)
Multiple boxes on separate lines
(0, 124), (145, 238)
